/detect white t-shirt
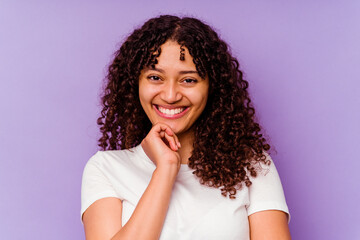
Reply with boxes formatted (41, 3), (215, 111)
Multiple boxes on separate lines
(81, 144), (290, 240)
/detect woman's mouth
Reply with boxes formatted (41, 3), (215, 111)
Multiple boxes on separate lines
(158, 106), (185, 115)
(154, 105), (189, 119)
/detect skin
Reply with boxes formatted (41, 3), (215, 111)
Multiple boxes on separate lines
(82, 40), (291, 240)
(138, 41), (209, 163)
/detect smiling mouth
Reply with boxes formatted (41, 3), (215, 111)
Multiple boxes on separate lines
(154, 105), (189, 118)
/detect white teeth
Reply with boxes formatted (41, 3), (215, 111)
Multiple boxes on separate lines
(158, 106), (185, 116)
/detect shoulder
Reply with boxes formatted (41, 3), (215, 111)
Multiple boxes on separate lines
(81, 145), (152, 218)
(248, 152), (280, 182)
(246, 152), (290, 222)
(84, 144), (152, 172)
(247, 153), (285, 194)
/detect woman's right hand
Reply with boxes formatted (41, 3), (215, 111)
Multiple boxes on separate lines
(84, 122), (183, 240)
(141, 122), (181, 172)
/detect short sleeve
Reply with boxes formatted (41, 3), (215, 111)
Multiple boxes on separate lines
(246, 154), (290, 223)
(80, 151), (119, 220)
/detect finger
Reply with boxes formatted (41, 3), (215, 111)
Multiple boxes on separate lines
(172, 132), (181, 148)
(164, 132), (178, 151)
(159, 123), (174, 136)
(164, 132), (177, 151)
(161, 126), (180, 149)
(153, 123), (174, 136)
(164, 127), (174, 137)
(157, 129), (175, 150)
(152, 123), (180, 149)
(157, 123), (180, 147)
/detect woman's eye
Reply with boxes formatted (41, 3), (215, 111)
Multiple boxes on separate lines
(148, 75), (161, 81)
(183, 78), (197, 84)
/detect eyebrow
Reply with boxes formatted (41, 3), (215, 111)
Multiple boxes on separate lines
(146, 67), (199, 75)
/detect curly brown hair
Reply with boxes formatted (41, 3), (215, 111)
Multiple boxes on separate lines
(97, 15), (271, 199)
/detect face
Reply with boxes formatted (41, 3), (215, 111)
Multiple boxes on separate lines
(139, 40), (209, 138)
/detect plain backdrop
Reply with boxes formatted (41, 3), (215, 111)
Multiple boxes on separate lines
(1, 1), (359, 239)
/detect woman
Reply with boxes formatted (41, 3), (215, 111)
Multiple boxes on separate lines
(81, 15), (291, 240)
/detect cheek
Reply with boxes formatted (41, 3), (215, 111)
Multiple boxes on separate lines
(190, 89), (209, 108)
(138, 90), (154, 123)
(140, 91), (158, 105)
(138, 85), (150, 114)
(138, 84), (159, 119)
(139, 82), (154, 104)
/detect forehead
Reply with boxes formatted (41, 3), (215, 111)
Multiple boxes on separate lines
(154, 41), (196, 71)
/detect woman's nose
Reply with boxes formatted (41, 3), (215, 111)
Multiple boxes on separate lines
(160, 81), (182, 103)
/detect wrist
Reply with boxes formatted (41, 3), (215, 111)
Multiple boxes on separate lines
(154, 164), (179, 181)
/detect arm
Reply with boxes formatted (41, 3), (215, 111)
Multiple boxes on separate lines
(246, 154), (291, 240)
(83, 123), (181, 240)
(83, 197), (123, 240)
(248, 210), (291, 240)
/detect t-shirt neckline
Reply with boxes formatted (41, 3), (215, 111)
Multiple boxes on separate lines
(136, 144), (194, 173)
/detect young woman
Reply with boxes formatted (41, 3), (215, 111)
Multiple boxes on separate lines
(81, 15), (291, 240)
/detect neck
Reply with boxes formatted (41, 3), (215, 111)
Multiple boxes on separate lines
(177, 129), (195, 164)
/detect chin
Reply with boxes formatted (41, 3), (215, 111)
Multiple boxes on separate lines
(164, 123), (186, 135)
(167, 124), (183, 134)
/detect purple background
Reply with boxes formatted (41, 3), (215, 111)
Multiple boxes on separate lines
(1, 1), (359, 239)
